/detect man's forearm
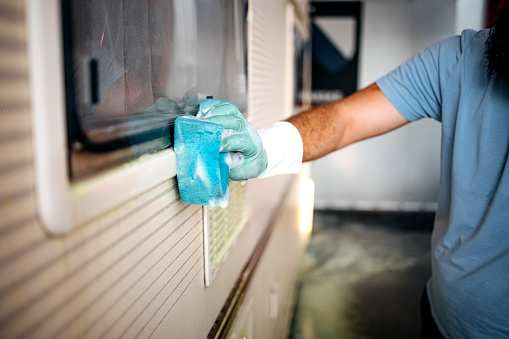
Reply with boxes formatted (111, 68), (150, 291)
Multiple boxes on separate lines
(286, 99), (349, 162)
(286, 83), (409, 162)
(200, 83), (408, 180)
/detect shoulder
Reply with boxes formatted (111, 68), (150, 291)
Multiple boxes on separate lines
(457, 29), (490, 64)
(411, 29), (488, 77)
(425, 29), (488, 56)
(416, 35), (461, 76)
(376, 30), (489, 122)
(459, 28), (490, 49)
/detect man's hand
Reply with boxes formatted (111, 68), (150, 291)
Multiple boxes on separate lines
(196, 99), (268, 181)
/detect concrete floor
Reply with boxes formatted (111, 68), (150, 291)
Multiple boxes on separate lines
(289, 210), (435, 339)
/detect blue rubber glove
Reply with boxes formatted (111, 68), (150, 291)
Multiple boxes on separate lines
(196, 99), (268, 181)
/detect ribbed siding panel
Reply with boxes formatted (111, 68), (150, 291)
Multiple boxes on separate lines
(0, 2), (205, 337)
(248, 0), (288, 129)
(0, 0), (297, 337)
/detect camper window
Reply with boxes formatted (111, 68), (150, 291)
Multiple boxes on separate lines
(62, 0), (248, 179)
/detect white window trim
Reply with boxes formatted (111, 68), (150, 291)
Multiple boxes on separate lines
(27, 0), (177, 235)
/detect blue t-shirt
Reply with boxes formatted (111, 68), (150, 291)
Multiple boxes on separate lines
(377, 29), (509, 338)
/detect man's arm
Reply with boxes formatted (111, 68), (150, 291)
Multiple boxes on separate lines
(287, 83), (409, 162)
(196, 83), (409, 180)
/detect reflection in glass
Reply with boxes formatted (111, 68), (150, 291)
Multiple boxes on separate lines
(62, 0), (248, 178)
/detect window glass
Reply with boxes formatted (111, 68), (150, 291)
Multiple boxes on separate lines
(62, 0), (248, 179)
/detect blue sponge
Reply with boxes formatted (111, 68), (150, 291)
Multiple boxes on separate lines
(174, 116), (230, 207)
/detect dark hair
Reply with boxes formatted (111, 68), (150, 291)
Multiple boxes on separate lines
(485, 5), (509, 83)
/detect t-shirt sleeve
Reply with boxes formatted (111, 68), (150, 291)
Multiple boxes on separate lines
(376, 35), (462, 122)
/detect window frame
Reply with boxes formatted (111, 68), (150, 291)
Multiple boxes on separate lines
(28, 0), (177, 235)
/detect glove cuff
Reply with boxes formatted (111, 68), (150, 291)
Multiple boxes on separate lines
(257, 121), (303, 178)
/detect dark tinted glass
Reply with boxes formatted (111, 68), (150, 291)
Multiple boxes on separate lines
(62, 0), (248, 178)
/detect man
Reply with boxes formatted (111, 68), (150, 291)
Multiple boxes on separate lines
(199, 5), (509, 338)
